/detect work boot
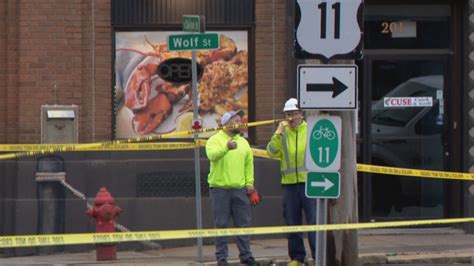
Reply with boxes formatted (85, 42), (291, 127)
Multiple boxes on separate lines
(217, 259), (229, 266)
(287, 260), (304, 266)
(241, 256), (260, 266)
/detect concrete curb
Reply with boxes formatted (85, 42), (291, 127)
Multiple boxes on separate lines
(360, 251), (474, 265)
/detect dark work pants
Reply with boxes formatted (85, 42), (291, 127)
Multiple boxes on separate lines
(211, 188), (253, 263)
(283, 183), (316, 263)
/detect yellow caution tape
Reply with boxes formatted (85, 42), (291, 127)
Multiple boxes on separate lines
(357, 163), (474, 181)
(0, 142), (201, 152)
(1, 217), (473, 248)
(251, 148), (274, 160)
(250, 148), (474, 181)
(2, 134), (472, 182)
(0, 119), (280, 160)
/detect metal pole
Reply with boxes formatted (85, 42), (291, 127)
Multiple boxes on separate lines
(36, 156), (65, 254)
(192, 50), (203, 262)
(315, 198), (327, 266)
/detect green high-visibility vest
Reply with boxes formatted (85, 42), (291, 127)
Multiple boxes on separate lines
(206, 130), (254, 188)
(266, 121), (307, 184)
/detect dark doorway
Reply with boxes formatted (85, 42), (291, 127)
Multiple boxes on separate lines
(357, 3), (461, 221)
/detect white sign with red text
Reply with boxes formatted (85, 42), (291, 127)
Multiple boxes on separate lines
(383, 97), (433, 108)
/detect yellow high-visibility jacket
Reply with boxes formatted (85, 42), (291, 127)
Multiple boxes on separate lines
(206, 130), (254, 188)
(266, 121), (307, 184)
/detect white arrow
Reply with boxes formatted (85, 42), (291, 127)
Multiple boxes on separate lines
(311, 177), (334, 191)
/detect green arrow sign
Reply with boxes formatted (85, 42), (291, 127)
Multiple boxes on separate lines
(306, 172), (340, 198)
(305, 116), (341, 171)
(168, 33), (219, 51)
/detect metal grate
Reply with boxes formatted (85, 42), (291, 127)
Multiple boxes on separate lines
(137, 171), (209, 197)
(112, 0), (254, 26)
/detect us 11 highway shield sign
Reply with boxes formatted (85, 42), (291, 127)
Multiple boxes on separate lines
(295, 0), (363, 60)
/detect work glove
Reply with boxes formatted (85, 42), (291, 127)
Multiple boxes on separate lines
(247, 187), (261, 206)
(275, 121), (289, 135)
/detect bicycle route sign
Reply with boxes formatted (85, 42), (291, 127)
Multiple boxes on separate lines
(305, 115), (341, 171)
(306, 172), (340, 198)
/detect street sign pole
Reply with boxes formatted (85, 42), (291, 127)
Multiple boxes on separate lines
(176, 15), (219, 263)
(192, 50), (203, 263)
(182, 15), (204, 263)
(315, 199), (327, 266)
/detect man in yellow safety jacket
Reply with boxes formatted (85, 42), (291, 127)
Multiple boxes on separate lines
(206, 109), (261, 266)
(266, 98), (315, 266)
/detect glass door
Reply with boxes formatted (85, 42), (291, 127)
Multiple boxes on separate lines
(362, 57), (449, 219)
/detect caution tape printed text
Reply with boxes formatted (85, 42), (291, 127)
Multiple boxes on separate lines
(1, 217), (473, 248)
(356, 163), (474, 181)
(0, 142), (200, 152)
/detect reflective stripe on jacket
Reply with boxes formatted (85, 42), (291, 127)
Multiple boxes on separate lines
(206, 130), (254, 188)
(266, 121), (307, 184)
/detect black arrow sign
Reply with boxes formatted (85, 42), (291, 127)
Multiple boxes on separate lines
(307, 77), (348, 98)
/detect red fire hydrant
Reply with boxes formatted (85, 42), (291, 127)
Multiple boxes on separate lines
(86, 186), (121, 261)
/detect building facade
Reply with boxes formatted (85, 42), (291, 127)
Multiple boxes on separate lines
(1, 0), (474, 255)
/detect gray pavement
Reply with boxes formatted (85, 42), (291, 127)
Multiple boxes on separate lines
(1, 228), (474, 265)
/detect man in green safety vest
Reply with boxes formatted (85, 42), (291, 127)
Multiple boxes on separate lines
(266, 98), (315, 266)
(206, 109), (261, 266)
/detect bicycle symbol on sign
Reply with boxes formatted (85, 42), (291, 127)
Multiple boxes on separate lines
(312, 126), (336, 140)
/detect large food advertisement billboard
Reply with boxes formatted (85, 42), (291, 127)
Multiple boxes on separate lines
(114, 31), (249, 138)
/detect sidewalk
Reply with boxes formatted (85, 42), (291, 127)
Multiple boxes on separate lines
(1, 228), (474, 265)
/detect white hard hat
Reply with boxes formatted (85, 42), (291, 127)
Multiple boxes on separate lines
(283, 98), (299, 112)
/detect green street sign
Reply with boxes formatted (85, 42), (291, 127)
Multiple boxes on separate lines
(183, 15), (201, 32)
(306, 172), (340, 198)
(305, 116), (341, 171)
(168, 33), (219, 51)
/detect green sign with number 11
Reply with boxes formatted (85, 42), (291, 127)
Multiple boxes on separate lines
(305, 116), (341, 171)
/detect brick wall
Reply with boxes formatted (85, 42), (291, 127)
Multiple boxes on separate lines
(4, 0), (19, 143)
(0, 0), (6, 143)
(254, 0), (289, 145)
(0, 0), (288, 145)
(0, 0), (111, 144)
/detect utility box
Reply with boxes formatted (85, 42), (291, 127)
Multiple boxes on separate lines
(41, 105), (78, 143)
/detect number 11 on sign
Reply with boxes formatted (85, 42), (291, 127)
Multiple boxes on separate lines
(305, 115), (341, 171)
(318, 2), (340, 39)
(319, 147), (330, 163)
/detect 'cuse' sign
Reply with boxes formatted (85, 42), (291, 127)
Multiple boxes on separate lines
(383, 97), (433, 108)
